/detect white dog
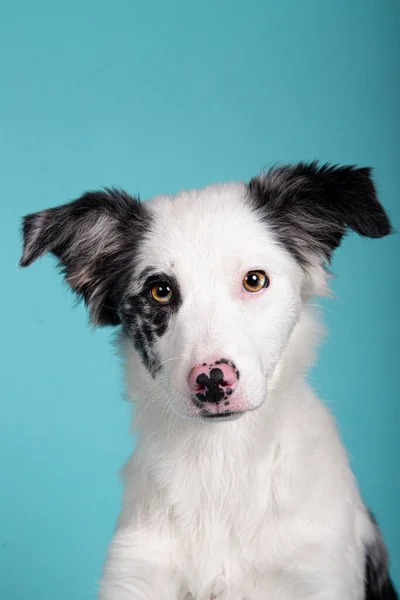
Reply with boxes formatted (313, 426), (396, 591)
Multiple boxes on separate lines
(20, 162), (397, 599)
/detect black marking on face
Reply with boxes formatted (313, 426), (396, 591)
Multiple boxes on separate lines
(226, 388), (233, 395)
(224, 401), (230, 406)
(120, 271), (182, 377)
(364, 513), (398, 599)
(135, 265), (159, 284)
(247, 162), (392, 268)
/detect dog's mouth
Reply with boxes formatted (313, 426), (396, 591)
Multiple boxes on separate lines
(200, 410), (244, 421)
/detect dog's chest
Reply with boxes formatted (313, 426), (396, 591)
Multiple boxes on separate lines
(163, 440), (288, 586)
(170, 477), (301, 600)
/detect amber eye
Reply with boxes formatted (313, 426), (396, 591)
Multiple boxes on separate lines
(242, 271), (269, 293)
(150, 282), (173, 304)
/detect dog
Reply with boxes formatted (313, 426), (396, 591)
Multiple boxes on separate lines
(20, 162), (397, 599)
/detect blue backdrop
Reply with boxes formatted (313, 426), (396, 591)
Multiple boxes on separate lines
(1, 1), (399, 597)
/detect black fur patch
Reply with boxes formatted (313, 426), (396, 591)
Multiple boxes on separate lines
(119, 271), (182, 377)
(364, 515), (398, 599)
(20, 188), (150, 326)
(247, 162), (392, 267)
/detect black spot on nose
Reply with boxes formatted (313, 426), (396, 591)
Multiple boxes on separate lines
(196, 372), (210, 387)
(209, 368), (224, 384)
(195, 368), (225, 404)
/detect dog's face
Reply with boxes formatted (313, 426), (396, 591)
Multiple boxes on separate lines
(20, 162), (391, 421)
(122, 183), (304, 419)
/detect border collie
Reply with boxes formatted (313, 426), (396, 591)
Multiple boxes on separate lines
(20, 162), (397, 599)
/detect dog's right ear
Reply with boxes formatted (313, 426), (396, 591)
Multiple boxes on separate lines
(248, 162), (393, 268)
(20, 189), (150, 326)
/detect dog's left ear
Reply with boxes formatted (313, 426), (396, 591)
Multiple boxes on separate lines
(248, 162), (393, 266)
(20, 188), (149, 326)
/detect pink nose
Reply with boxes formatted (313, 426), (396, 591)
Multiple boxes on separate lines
(188, 360), (239, 398)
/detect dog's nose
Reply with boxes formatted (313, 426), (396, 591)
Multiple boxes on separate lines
(188, 360), (239, 404)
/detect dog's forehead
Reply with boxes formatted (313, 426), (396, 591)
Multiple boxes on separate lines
(139, 182), (289, 274)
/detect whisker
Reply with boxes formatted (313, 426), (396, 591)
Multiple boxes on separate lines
(142, 377), (168, 404)
(134, 376), (168, 398)
(134, 389), (169, 423)
(302, 301), (334, 313)
(158, 356), (183, 368)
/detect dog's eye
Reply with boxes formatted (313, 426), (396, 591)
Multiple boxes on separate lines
(150, 282), (173, 304)
(243, 271), (269, 293)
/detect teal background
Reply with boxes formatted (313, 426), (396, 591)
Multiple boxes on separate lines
(1, 0), (399, 597)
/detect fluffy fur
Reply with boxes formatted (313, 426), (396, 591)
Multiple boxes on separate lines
(20, 162), (397, 599)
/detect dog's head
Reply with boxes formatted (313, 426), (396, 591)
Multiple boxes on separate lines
(20, 162), (391, 421)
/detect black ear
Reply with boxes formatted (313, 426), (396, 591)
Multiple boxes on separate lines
(247, 161), (392, 266)
(20, 188), (150, 326)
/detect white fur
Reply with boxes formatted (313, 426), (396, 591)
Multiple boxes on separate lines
(99, 183), (375, 599)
